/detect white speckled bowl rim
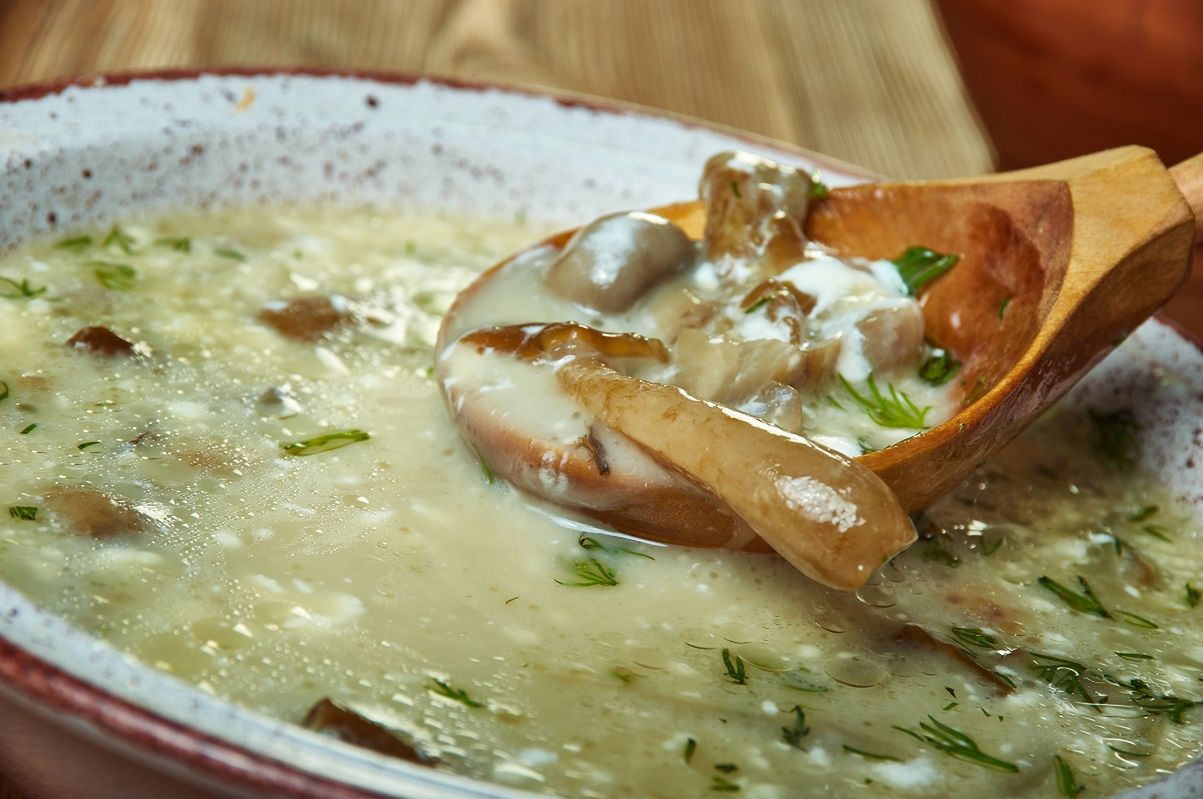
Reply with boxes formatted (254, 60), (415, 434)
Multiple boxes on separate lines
(0, 70), (1200, 799)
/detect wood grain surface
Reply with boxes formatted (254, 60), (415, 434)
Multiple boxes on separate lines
(0, 2), (1195, 798)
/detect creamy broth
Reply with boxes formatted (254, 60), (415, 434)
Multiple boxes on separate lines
(1, 207), (1202, 798)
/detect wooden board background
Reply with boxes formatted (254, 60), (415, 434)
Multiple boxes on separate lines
(0, 1), (1195, 797)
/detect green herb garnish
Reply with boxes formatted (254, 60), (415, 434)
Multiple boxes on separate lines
(1187, 583), (1200, 608)
(214, 247), (247, 262)
(729, 181), (742, 199)
(611, 666), (636, 684)
(1031, 652), (1098, 705)
(1140, 523), (1171, 542)
(1115, 652), (1154, 661)
(840, 373), (929, 429)
(950, 627), (997, 649)
(714, 763), (738, 773)
(809, 174), (829, 201)
(281, 429), (370, 456)
(7, 506), (37, 521)
(781, 705), (809, 749)
(843, 745), (901, 762)
(891, 246), (959, 295)
(555, 558), (619, 587)
(77, 441), (101, 451)
(1116, 677), (1197, 723)
(1054, 754), (1084, 797)
(89, 261), (137, 291)
(426, 678), (484, 708)
(1089, 408), (1139, 470)
(922, 539), (960, 567)
(155, 237), (192, 253)
(1128, 505), (1158, 522)
(1114, 609), (1159, 629)
(721, 648), (747, 685)
(998, 297), (1011, 319)
(54, 235), (92, 251)
(1038, 576), (1111, 618)
(710, 775), (740, 793)
(0, 277), (47, 299)
(19, 423), (36, 435)
(893, 715), (1017, 772)
(743, 297), (768, 314)
(919, 351), (960, 386)
(102, 225), (136, 254)
(684, 738), (697, 764)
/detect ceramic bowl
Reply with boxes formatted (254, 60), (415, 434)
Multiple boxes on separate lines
(0, 69), (1200, 799)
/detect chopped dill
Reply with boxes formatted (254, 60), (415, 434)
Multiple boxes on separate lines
(950, 627), (997, 649)
(1038, 576), (1110, 618)
(214, 247), (247, 262)
(1128, 505), (1158, 522)
(19, 423), (36, 435)
(781, 705), (809, 749)
(919, 350), (960, 386)
(893, 715), (1017, 772)
(102, 224), (136, 254)
(77, 441), (101, 451)
(54, 235), (92, 251)
(7, 506), (37, 521)
(281, 429), (370, 456)
(1115, 677), (1197, 723)
(155, 236), (192, 253)
(684, 737), (697, 764)
(1113, 609), (1159, 629)
(922, 539), (960, 567)
(1030, 652), (1099, 705)
(942, 701), (958, 711)
(721, 648), (747, 685)
(0, 276), (47, 299)
(1115, 652), (1154, 661)
(891, 246), (959, 295)
(842, 745), (900, 762)
(839, 373), (929, 429)
(710, 775), (740, 792)
(809, 174), (829, 201)
(426, 678), (484, 708)
(1089, 408), (1139, 470)
(1187, 583), (1200, 608)
(555, 558), (619, 587)
(998, 297), (1011, 319)
(89, 261), (137, 291)
(729, 181), (742, 198)
(714, 763), (738, 773)
(1054, 754), (1084, 797)
(980, 534), (1004, 556)
(743, 297), (768, 314)
(1140, 523), (1172, 542)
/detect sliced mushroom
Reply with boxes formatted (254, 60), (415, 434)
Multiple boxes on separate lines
(43, 486), (151, 537)
(302, 698), (433, 764)
(258, 295), (351, 342)
(856, 302), (925, 374)
(66, 326), (137, 357)
(700, 151), (813, 264)
(543, 211), (695, 312)
(670, 328), (804, 406)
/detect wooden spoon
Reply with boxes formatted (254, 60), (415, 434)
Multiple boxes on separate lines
(438, 146), (1199, 577)
(650, 146), (1201, 510)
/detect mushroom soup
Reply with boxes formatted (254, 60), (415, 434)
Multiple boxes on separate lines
(0, 203), (1201, 798)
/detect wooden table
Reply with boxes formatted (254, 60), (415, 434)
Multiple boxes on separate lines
(0, 2), (1195, 797)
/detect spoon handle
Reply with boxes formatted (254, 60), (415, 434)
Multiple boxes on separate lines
(1171, 153), (1203, 237)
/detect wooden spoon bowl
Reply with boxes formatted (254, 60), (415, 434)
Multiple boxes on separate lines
(438, 146), (1200, 550)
